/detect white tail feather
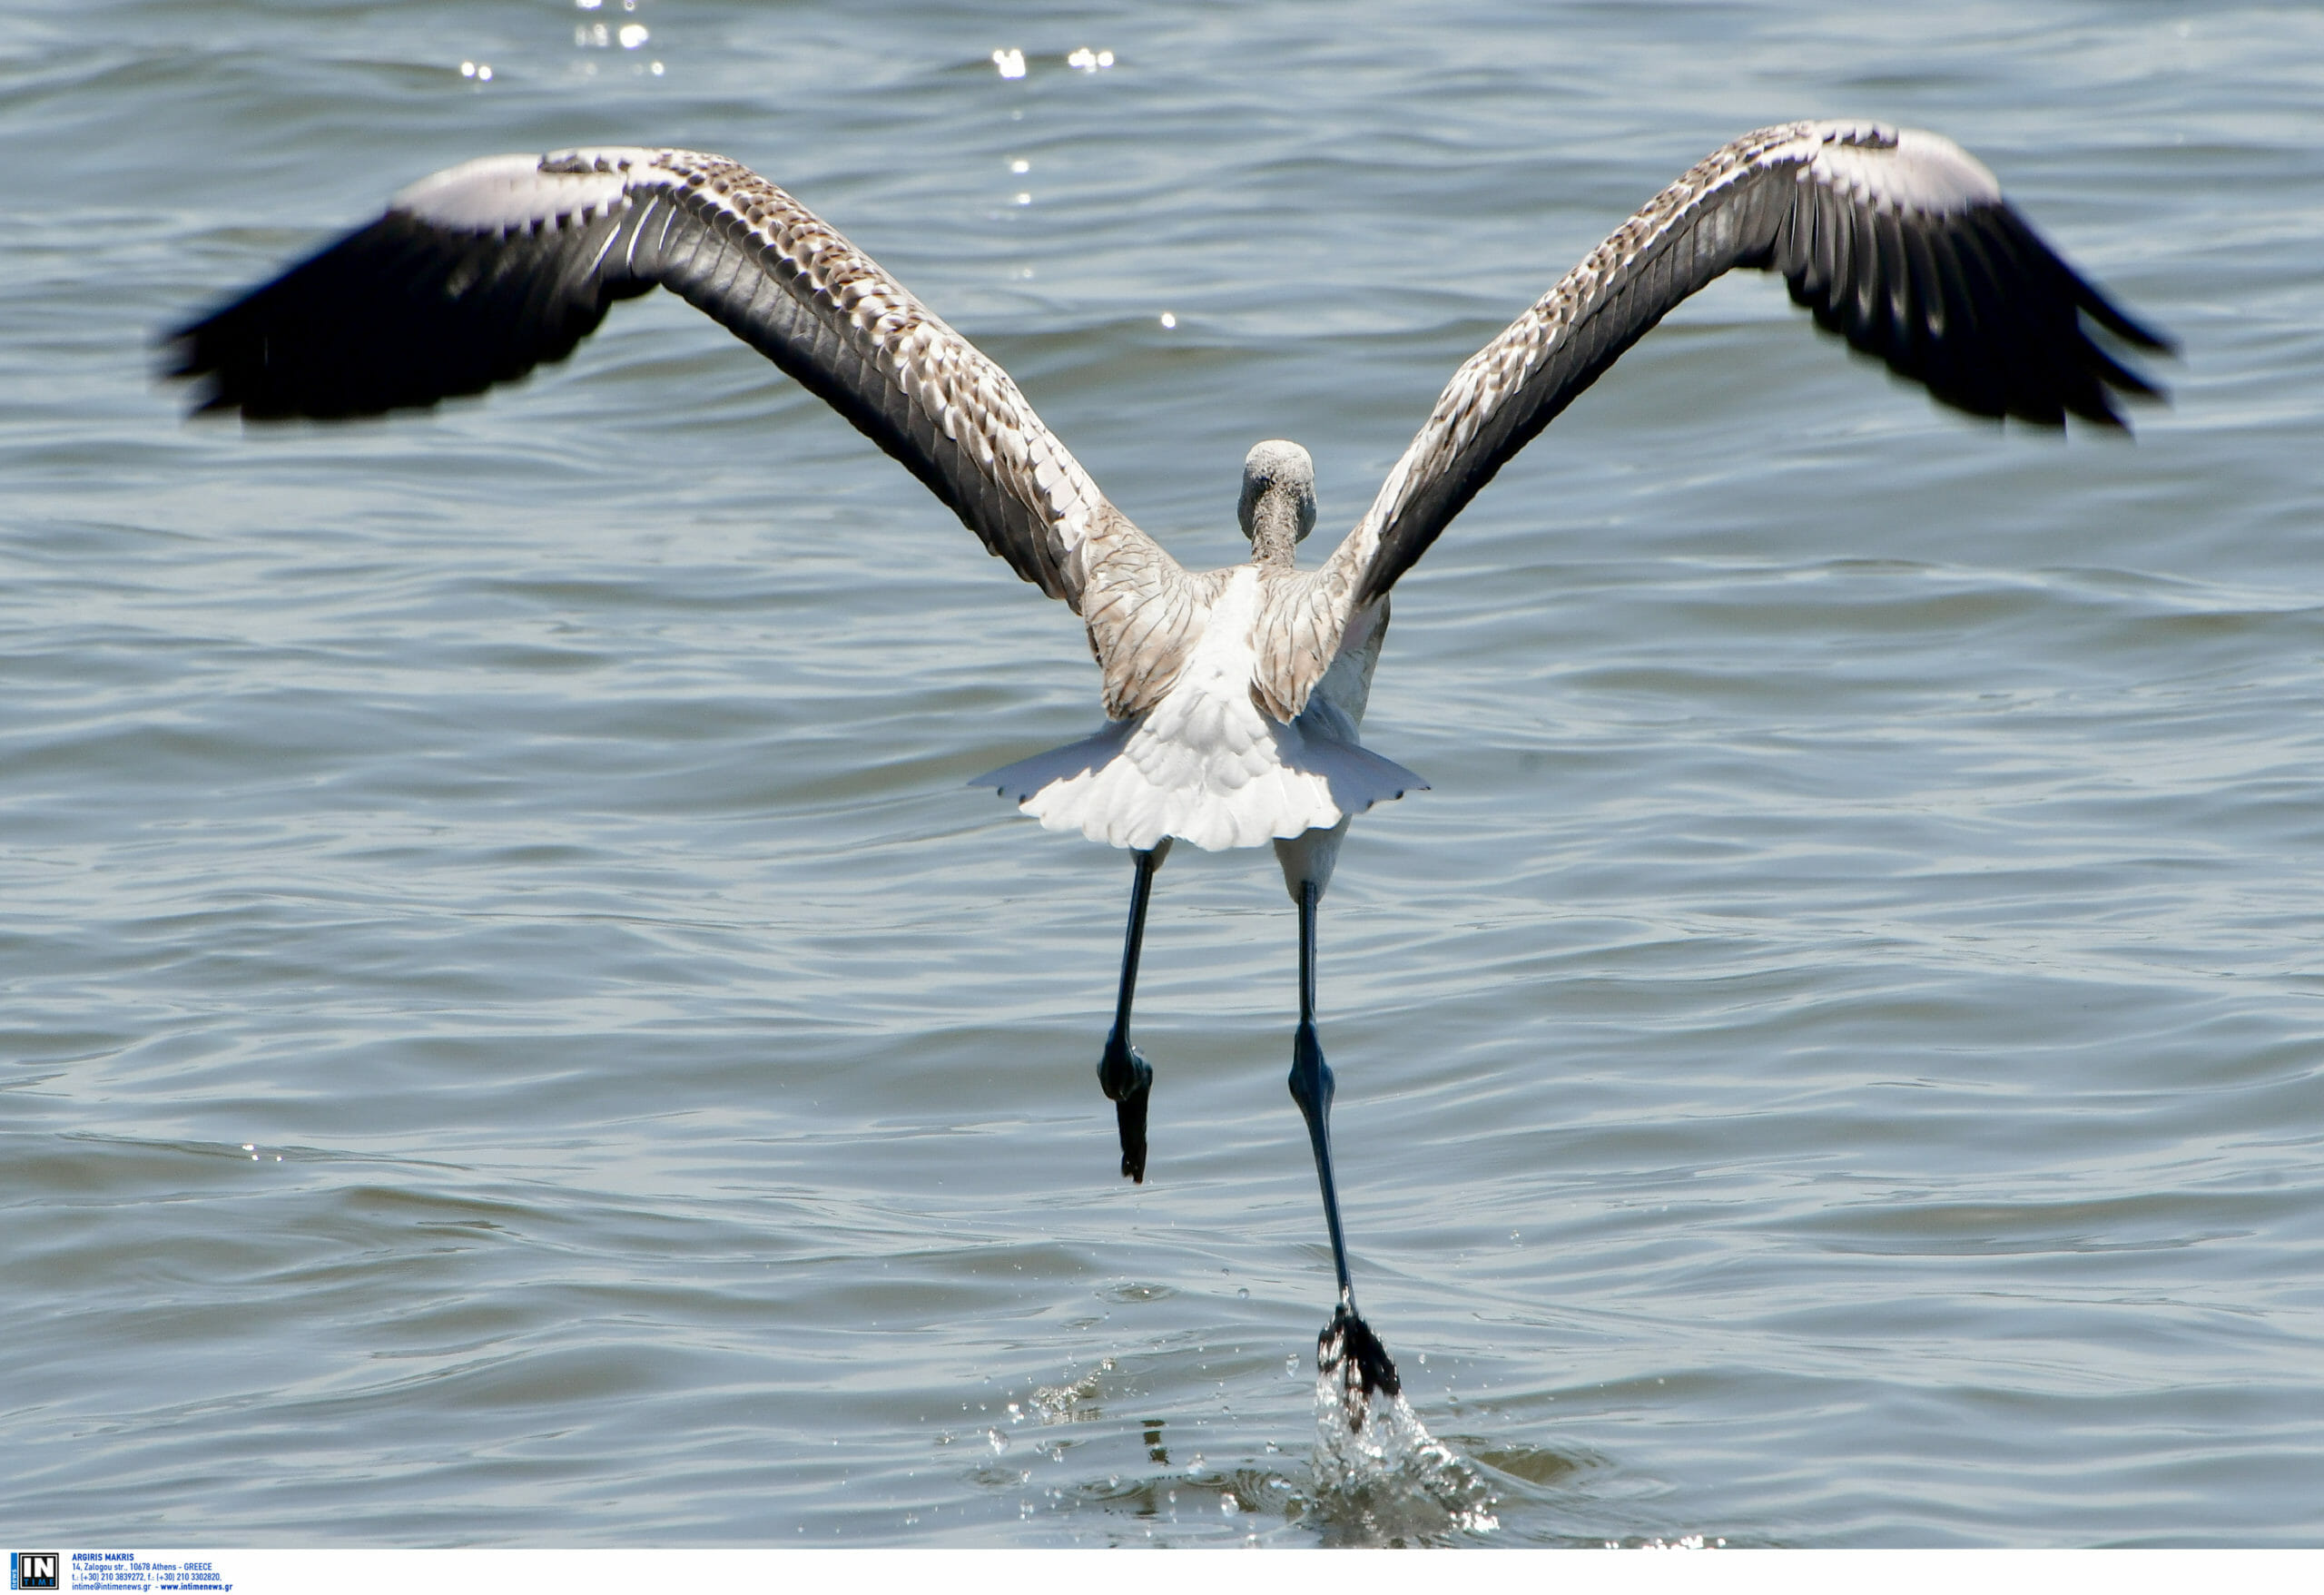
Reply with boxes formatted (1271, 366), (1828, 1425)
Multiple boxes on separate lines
(976, 718), (1423, 852)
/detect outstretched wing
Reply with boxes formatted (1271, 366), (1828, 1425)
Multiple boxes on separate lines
(1251, 121), (2172, 721)
(165, 147), (1202, 718)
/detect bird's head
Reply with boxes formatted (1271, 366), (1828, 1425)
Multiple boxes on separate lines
(1238, 439), (1316, 566)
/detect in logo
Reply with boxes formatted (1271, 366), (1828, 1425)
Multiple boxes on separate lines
(10, 1553), (59, 1592)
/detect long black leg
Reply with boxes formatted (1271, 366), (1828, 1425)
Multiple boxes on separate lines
(1288, 880), (1354, 1300)
(1287, 878), (1401, 1401)
(1098, 843), (1165, 1182)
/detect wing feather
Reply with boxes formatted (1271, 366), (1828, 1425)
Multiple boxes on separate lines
(165, 146), (1202, 718)
(1247, 120), (2171, 724)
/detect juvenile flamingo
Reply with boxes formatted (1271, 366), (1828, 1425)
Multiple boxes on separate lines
(167, 122), (2171, 1403)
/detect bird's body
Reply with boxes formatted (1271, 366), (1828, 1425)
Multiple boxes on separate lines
(166, 120), (2170, 1414)
(980, 563), (1413, 857)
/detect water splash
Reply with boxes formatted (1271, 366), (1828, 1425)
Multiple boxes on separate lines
(1306, 1305), (1497, 1543)
(1030, 1356), (1113, 1424)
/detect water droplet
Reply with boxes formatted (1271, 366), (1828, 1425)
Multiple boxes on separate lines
(990, 47), (1026, 80)
(1159, 311), (1177, 329)
(617, 23), (647, 47)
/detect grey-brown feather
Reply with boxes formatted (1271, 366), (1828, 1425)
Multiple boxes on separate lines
(164, 146), (1206, 720)
(1246, 120), (2170, 726)
(164, 129), (2169, 746)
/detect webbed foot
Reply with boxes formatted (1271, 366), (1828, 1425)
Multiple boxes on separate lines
(1316, 1298), (1403, 1430)
(1098, 1030), (1153, 1183)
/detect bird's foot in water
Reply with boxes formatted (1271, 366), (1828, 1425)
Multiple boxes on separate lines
(1316, 1298), (1402, 1432)
(1309, 1303), (1493, 1534)
(1113, 1079), (1151, 1183)
(1098, 1031), (1153, 1184)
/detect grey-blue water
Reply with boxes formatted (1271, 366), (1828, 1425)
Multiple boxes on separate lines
(5, 0), (2319, 1548)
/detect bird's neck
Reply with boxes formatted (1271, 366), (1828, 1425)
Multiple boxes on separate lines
(1247, 497), (1302, 569)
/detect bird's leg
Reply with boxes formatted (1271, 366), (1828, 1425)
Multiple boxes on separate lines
(1288, 879), (1352, 1301)
(1098, 841), (1168, 1183)
(1288, 877), (1401, 1403)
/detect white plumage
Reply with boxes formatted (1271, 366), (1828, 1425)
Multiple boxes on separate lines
(980, 564), (1423, 853)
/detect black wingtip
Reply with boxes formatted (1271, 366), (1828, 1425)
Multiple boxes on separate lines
(1984, 203), (2176, 355)
(156, 208), (629, 424)
(1777, 194), (2174, 437)
(2091, 300), (2178, 359)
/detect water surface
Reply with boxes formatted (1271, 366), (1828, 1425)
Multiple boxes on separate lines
(4, 0), (2321, 1547)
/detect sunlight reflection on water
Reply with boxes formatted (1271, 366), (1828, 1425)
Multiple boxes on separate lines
(3, 0), (2317, 1551)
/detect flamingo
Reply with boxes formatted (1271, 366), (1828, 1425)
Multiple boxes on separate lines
(166, 121), (2171, 1405)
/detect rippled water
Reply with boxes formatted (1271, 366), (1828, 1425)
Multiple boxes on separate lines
(5, 0), (2321, 1548)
